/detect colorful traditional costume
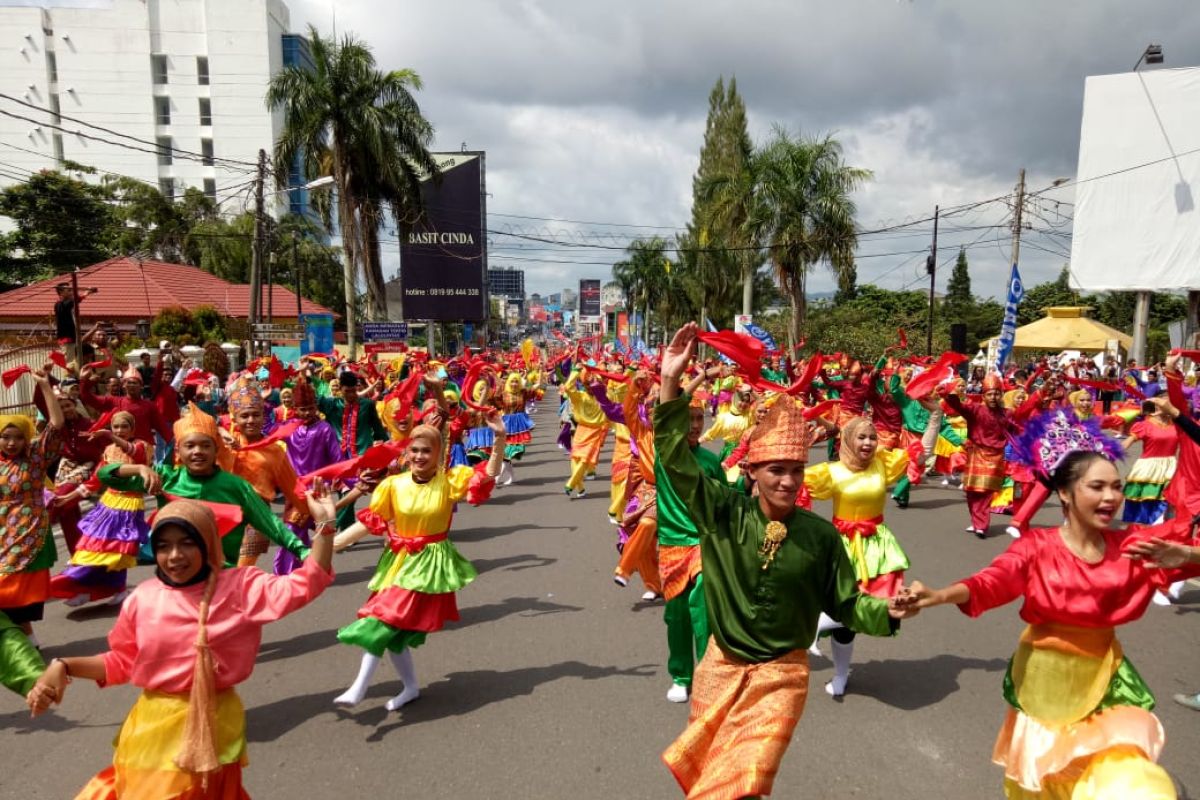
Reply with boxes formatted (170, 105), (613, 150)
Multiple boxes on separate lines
(75, 499), (332, 799)
(655, 396), (897, 798)
(0, 413), (60, 625)
(97, 406), (310, 568)
(337, 444), (493, 657)
(957, 524), (1194, 798)
(562, 370), (610, 495)
(1122, 418), (1179, 525)
(50, 412), (150, 604)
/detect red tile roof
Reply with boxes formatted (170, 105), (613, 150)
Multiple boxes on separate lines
(0, 257), (335, 323)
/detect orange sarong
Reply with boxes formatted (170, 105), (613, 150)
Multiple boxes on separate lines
(663, 641), (809, 799)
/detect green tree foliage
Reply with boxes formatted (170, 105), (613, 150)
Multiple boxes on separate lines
(151, 305), (196, 341)
(944, 247), (973, 316)
(689, 76), (762, 318)
(267, 25), (439, 321)
(105, 178), (218, 263)
(752, 128), (871, 345)
(0, 165), (112, 283)
(611, 238), (673, 340)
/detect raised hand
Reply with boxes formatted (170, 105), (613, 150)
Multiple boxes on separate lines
(136, 464), (162, 495)
(484, 409), (507, 435)
(306, 477), (337, 523)
(1123, 537), (1194, 570)
(661, 323), (698, 381)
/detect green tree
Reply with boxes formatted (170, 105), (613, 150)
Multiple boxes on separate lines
(267, 25), (440, 322)
(752, 128), (871, 346)
(0, 165), (113, 282)
(612, 238), (672, 341)
(944, 247), (973, 317)
(105, 177), (218, 263)
(685, 76), (759, 319)
(1017, 266), (1078, 325)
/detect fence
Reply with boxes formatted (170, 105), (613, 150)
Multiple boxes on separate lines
(0, 342), (60, 415)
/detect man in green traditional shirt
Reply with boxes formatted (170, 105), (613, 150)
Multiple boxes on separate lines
(656, 322), (913, 800)
(100, 405), (310, 568)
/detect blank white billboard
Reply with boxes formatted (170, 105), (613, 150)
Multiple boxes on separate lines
(1069, 67), (1200, 291)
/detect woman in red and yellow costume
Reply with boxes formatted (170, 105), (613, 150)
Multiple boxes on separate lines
(899, 448), (1198, 799)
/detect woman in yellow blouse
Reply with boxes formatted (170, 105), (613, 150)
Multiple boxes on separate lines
(699, 384), (755, 461)
(334, 413), (506, 712)
(804, 417), (910, 697)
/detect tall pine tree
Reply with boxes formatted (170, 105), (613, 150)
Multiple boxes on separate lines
(944, 247), (973, 318)
(679, 76), (759, 323)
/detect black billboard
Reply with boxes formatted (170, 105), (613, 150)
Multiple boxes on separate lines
(579, 279), (601, 320)
(399, 153), (487, 321)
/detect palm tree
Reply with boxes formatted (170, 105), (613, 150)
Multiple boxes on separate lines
(267, 26), (440, 333)
(611, 237), (670, 342)
(753, 128), (871, 346)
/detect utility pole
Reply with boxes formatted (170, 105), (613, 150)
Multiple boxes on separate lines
(248, 148), (267, 353)
(267, 251), (275, 325)
(293, 232), (302, 320)
(1011, 168), (1025, 275)
(925, 204), (939, 356)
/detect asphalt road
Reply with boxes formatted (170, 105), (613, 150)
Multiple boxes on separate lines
(6, 401), (1200, 799)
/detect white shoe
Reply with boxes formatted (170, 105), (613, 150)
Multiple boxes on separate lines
(666, 683), (690, 703)
(1152, 591), (1173, 607)
(613, 574), (628, 587)
(608, 515), (620, 526)
(106, 589), (130, 606)
(825, 669), (853, 698)
(641, 590), (660, 601)
(1006, 525), (1021, 539)
(1168, 581), (1184, 601)
(63, 593), (90, 608)
(575, 489), (587, 499)
(941, 477), (950, 486)
(585, 474), (596, 481)
(333, 686), (367, 706)
(385, 686), (420, 711)
(808, 642), (822, 658)
(965, 525), (977, 533)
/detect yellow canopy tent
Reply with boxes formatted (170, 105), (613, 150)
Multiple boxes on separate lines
(982, 306), (1132, 355)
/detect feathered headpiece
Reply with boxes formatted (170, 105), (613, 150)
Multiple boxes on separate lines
(1010, 408), (1123, 478)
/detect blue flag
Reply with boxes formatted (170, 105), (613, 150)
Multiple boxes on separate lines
(744, 322), (777, 352)
(995, 264), (1024, 369)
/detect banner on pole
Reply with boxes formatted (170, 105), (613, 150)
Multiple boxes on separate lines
(995, 264), (1024, 369)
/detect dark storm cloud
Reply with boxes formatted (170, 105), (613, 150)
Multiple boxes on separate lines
(290, 0), (1200, 295)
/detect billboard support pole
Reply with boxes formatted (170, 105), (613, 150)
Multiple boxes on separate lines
(1131, 292), (1151, 364)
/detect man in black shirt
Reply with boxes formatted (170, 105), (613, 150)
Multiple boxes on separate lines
(53, 283), (97, 343)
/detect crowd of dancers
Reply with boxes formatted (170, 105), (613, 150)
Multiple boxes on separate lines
(2, 325), (1200, 798)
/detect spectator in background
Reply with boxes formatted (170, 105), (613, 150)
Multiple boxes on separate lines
(135, 352), (155, 389)
(53, 284), (97, 344)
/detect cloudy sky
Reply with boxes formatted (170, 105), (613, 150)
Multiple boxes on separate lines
(288, 0), (1200, 300)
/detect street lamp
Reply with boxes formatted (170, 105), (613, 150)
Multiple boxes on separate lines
(135, 318), (150, 340)
(1134, 44), (1164, 71)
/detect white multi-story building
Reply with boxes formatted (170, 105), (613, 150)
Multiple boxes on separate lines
(0, 0), (308, 216)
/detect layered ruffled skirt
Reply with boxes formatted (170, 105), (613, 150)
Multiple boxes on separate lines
(993, 624), (1174, 799)
(834, 516), (909, 598)
(465, 413), (534, 461)
(76, 689), (248, 800)
(337, 530), (477, 657)
(51, 490), (147, 601)
(1121, 456), (1176, 525)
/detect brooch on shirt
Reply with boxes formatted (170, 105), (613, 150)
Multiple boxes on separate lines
(760, 520), (788, 569)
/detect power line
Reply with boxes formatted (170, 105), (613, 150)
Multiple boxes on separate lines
(0, 91), (261, 171)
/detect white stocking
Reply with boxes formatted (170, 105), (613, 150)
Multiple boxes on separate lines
(334, 653), (380, 706)
(809, 612), (843, 654)
(386, 649), (420, 711)
(826, 639), (854, 697)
